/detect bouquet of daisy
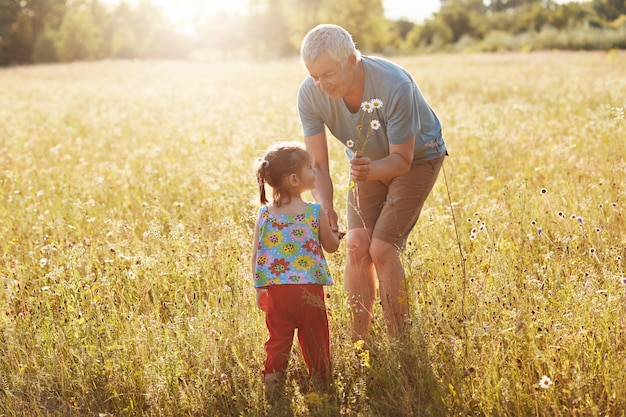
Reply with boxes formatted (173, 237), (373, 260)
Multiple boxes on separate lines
(347, 98), (382, 211)
(347, 98), (383, 157)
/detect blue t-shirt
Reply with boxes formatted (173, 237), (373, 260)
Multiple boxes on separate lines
(254, 203), (333, 288)
(298, 55), (446, 162)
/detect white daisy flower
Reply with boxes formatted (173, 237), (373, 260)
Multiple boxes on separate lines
(346, 140), (355, 148)
(371, 98), (383, 109)
(361, 101), (373, 113)
(539, 375), (553, 389)
(370, 119), (381, 130)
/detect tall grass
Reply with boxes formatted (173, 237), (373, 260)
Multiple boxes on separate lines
(0, 51), (625, 416)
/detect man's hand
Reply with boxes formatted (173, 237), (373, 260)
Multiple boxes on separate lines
(350, 155), (372, 182)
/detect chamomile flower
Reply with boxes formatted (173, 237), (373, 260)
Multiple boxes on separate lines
(371, 98), (383, 109)
(370, 119), (381, 130)
(539, 375), (553, 389)
(361, 100), (374, 113)
(346, 140), (354, 148)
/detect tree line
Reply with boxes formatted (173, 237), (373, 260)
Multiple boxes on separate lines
(0, 0), (625, 66)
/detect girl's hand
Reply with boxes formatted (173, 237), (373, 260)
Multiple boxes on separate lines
(256, 288), (268, 311)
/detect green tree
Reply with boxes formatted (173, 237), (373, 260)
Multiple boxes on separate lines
(0, 0), (65, 65)
(110, 23), (138, 59)
(437, 3), (475, 42)
(412, 17), (454, 47)
(56, 1), (101, 61)
(32, 29), (58, 62)
(316, 0), (390, 53)
(593, 0), (626, 21)
(485, 0), (542, 13)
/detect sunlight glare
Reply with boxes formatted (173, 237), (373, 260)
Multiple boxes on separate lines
(105, 0), (250, 35)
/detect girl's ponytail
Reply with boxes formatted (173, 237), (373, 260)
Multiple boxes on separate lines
(257, 159), (270, 205)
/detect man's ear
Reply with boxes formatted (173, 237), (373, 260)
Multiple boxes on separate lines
(347, 54), (357, 69)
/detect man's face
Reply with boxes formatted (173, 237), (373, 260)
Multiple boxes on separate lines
(305, 53), (355, 99)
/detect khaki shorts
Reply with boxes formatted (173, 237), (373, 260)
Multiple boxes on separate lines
(347, 156), (444, 249)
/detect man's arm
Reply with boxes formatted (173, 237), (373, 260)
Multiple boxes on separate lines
(304, 131), (339, 232)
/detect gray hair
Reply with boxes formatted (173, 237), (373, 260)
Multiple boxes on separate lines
(300, 24), (361, 67)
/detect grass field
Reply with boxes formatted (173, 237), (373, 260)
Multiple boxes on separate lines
(0, 51), (625, 416)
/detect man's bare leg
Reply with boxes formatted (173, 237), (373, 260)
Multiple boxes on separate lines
(344, 228), (376, 340)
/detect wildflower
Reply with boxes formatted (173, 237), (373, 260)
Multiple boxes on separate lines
(541, 188), (547, 195)
(361, 100), (373, 113)
(370, 98), (383, 109)
(40, 258), (48, 267)
(370, 119), (381, 130)
(346, 139), (354, 148)
(620, 277), (626, 285)
(557, 211), (565, 218)
(611, 202), (618, 207)
(470, 233), (477, 241)
(537, 227), (542, 236)
(539, 375), (553, 389)
(577, 216), (583, 225)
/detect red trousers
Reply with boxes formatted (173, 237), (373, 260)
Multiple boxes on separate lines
(263, 284), (331, 379)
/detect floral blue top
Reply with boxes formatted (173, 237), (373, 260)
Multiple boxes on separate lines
(254, 203), (333, 288)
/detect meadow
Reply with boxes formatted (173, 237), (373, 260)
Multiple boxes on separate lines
(0, 50), (625, 416)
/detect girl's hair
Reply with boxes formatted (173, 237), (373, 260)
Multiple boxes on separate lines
(256, 142), (311, 207)
(300, 24), (361, 68)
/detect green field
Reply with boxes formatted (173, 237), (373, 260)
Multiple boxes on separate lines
(1, 51), (625, 416)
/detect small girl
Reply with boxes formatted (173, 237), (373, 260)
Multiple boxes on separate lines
(251, 142), (342, 396)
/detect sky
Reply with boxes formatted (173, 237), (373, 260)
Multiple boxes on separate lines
(106, 0), (584, 34)
(106, 0), (444, 30)
(385, 0), (584, 22)
(384, 0), (440, 22)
